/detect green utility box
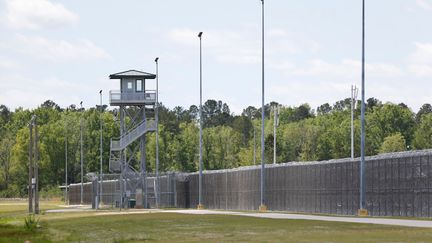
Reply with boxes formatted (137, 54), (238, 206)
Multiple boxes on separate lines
(128, 199), (136, 208)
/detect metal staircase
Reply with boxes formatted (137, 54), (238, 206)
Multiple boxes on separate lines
(108, 149), (121, 173)
(111, 119), (156, 151)
(109, 119), (156, 173)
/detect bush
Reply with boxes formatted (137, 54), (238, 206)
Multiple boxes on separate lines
(0, 185), (22, 198)
(24, 214), (40, 232)
(39, 185), (63, 200)
(379, 133), (406, 154)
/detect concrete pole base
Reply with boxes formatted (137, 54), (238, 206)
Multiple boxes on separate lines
(197, 204), (205, 210)
(358, 208), (369, 217)
(259, 204), (267, 213)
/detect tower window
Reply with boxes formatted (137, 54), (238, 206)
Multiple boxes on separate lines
(136, 79), (143, 92)
(127, 81), (133, 90)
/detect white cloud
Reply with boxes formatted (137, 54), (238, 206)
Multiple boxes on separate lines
(0, 76), (79, 108)
(408, 42), (432, 77)
(167, 28), (260, 65)
(408, 64), (432, 77)
(15, 35), (110, 61)
(2, 0), (78, 30)
(268, 78), (430, 113)
(166, 28), (317, 65)
(273, 59), (403, 78)
(0, 74), (117, 109)
(268, 81), (354, 111)
(416, 0), (432, 11)
(409, 42), (432, 64)
(0, 58), (19, 69)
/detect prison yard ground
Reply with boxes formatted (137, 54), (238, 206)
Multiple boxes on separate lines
(2, 201), (432, 242)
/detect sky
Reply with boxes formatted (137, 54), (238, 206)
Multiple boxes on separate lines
(0, 0), (431, 114)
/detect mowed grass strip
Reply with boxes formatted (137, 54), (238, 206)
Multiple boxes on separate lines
(1, 212), (432, 242)
(0, 201), (62, 217)
(1, 202), (432, 242)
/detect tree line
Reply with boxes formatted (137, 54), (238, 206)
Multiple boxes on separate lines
(0, 98), (431, 197)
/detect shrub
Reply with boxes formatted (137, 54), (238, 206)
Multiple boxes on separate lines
(24, 214), (40, 232)
(39, 185), (63, 200)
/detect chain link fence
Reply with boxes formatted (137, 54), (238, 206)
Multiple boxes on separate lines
(69, 150), (432, 217)
(177, 150), (432, 217)
(68, 172), (177, 208)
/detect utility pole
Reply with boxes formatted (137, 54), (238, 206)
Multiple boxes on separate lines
(273, 105), (279, 164)
(351, 86), (358, 160)
(80, 101), (84, 204)
(253, 123), (256, 165)
(65, 124), (68, 205)
(28, 115), (39, 213)
(99, 90), (103, 207)
(249, 111), (256, 165)
(28, 116), (34, 213)
(34, 117), (39, 214)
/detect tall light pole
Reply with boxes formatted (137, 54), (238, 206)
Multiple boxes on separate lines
(259, 0), (267, 212)
(155, 57), (160, 208)
(351, 86), (358, 160)
(80, 101), (84, 204)
(99, 90), (103, 207)
(359, 0), (368, 216)
(198, 31), (204, 210)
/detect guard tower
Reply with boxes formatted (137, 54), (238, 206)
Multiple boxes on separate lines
(108, 70), (157, 208)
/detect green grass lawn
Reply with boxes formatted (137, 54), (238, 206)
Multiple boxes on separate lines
(2, 201), (432, 242)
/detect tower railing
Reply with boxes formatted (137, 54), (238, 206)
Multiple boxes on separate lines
(109, 90), (156, 104)
(108, 151), (121, 172)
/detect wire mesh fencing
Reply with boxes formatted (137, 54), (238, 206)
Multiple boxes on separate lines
(177, 150), (432, 217)
(68, 172), (177, 208)
(69, 150), (432, 217)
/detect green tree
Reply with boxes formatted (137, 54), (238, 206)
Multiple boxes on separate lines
(203, 126), (242, 169)
(367, 103), (415, 154)
(172, 122), (199, 172)
(416, 103), (432, 124)
(317, 103), (332, 116)
(231, 115), (253, 145)
(0, 132), (15, 193)
(379, 133), (406, 153)
(413, 114), (432, 149)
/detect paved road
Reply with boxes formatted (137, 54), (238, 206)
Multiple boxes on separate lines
(167, 209), (432, 228)
(46, 204), (92, 213)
